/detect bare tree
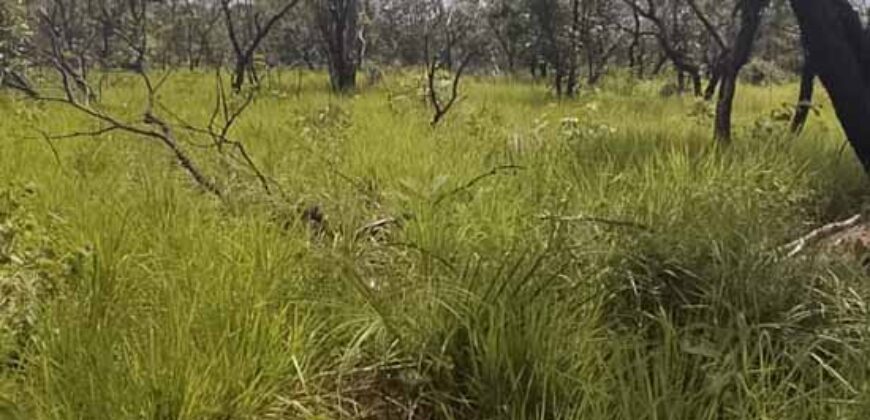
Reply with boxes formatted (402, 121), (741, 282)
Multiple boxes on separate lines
(623, 0), (704, 96)
(427, 50), (475, 126)
(684, 0), (729, 99)
(422, 0), (478, 125)
(221, 0), (301, 92)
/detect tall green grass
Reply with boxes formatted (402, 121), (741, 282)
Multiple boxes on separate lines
(1, 71), (869, 419)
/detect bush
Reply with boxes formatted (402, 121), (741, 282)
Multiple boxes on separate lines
(0, 184), (80, 368)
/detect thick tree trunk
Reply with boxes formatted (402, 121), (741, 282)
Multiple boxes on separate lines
(317, 0), (360, 93)
(328, 57), (357, 92)
(789, 0), (870, 171)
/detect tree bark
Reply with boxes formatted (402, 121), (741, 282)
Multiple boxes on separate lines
(714, 0), (768, 143)
(791, 53), (814, 134)
(789, 0), (870, 171)
(565, 0), (581, 97)
(316, 0), (361, 93)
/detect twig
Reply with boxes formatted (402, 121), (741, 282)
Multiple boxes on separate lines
(159, 98), (274, 196)
(34, 126), (121, 140)
(779, 214), (863, 258)
(0, 69), (39, 98)
(354, 217), (400, 240)
(143, 110), (224, 198)
(34, 129), (65, 170)
(432, 165), (524, 206)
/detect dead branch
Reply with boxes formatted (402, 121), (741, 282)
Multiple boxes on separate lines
(433, 165), (524, 206)
(30, 12), (219, 197)
(142, 109), (223, 198)
(34, 129), (65, 170)
(685, 0), (728, 51)
(354, 217), (401, 240)
(221, 0), (301, 92)
(156, 70), (274, 195)
(779, 214), (863, 258)
(0, 69), (39, 98)
(428, 50), (476, 127)
(23, 6), (282, 199)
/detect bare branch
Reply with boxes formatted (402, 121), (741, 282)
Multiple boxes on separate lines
(433, 164), (524, 206)
(685, 0), (728, 51)
(428, 50), (476, 126)
(779, 214), (863, 258)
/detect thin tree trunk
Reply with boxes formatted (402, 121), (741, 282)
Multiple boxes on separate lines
(629, 6), (642, 71)
(714, 73), (738, 141)
(714, 0), (767, 143)
(566, 0), (581, 97)
(690, 71), (702, 97)
(791, 59), (815, 133)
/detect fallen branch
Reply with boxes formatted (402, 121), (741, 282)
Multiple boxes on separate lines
(156, 70), (274, 196)
(779, 213), (863, 258)
(354, 217), (400, 240)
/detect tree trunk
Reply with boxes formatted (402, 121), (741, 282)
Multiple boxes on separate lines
(565, 0), (581, 97)
(317, 0), (361, 93)
(705, 52), (728, 100)
(328, 58), (357, 92)
(704, 71), (720, 100)
(714, 0), (767, 143)
(690, 71), (702, 97)
(789, 0), (870, 171)
(629, 6), (642, 72)
(790, 59), (814, 134)
(714, 73), (738, 141)
(231, 58), (247, 92)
